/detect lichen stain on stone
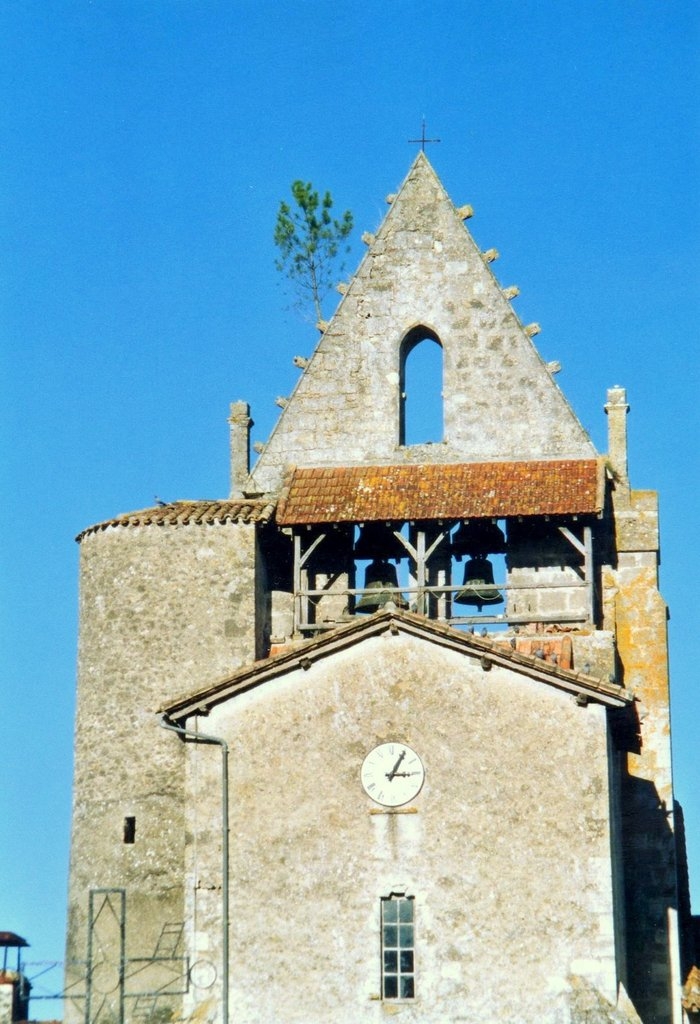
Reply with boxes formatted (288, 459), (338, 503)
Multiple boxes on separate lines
(585, 818), (608, 841)
(585, 775), (604, 798)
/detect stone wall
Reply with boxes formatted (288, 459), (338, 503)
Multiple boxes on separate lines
(65, 520), (259, 1023)
(249, 155), (594, 496)
(608, 489), (679, 1024)
(178, 630), (619, 1024)
(506, 520), (591, 624)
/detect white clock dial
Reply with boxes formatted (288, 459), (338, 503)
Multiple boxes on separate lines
(361, 742), (425, 807)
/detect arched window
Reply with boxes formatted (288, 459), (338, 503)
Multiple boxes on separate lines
(399, 327), (443, 446)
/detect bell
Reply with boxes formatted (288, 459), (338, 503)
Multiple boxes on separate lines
(354, 522), (406, 561)
(355, 559), (408, 613)
(454, 557), (504, 609)
(452, 521), (506, 557)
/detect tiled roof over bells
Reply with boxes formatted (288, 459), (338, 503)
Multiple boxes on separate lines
(77, 499), (276, 541)
(276, 459), (604, 525)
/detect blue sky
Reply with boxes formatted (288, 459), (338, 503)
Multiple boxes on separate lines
(2, 1), (698, 1015)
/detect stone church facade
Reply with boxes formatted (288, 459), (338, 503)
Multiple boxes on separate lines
(65, 154), (697, 1023)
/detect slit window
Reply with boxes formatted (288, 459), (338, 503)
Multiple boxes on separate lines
(123, 816), (136, 844)
(399, 328), (443, 446)
(381, 894), (415, 999)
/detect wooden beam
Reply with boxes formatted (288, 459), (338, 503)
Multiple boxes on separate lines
(558, 524), (585, 557)
(584, 524), (594, 624)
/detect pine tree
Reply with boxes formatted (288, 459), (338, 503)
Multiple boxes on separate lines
(274, 181), (353, 321)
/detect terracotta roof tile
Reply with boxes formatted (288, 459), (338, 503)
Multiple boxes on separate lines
(276, 460), (603, 525)
(77, 499), (276, 542)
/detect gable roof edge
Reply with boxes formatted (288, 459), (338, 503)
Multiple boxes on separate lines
(160, 610), (632, 721)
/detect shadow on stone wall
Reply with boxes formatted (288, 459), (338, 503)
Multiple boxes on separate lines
(674, 801), (699, 978)
(618, 756), (679, 1024)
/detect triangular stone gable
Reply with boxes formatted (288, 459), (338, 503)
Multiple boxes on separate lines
(248, 153), (596, 496)
(161, 610), (630, 721)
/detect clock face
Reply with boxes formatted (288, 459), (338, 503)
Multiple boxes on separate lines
(361, 742), (425, 807)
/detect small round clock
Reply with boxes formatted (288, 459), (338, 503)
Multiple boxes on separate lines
(361, 742), (425, 807)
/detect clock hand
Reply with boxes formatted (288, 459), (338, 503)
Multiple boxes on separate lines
(386, 749), (406, 781)
(390, 770), (421, 777)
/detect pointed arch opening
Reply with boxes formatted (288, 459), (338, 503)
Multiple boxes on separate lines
(399, 327), (444, 446)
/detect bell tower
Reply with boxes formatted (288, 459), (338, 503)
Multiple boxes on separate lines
(237, 154), (685, 1021)
(66, 153), (692, 1024)
(245, 154), (603, 655)
(246, 152), (594, 499)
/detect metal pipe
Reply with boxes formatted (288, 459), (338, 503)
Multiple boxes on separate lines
(161, 715), (229, 1024)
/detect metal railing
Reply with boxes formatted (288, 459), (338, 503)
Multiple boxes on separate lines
(295, 578), (592, 633)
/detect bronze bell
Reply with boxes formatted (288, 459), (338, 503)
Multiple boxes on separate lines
(355, 559), (408, 613)
(454, 556), (504, 609)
